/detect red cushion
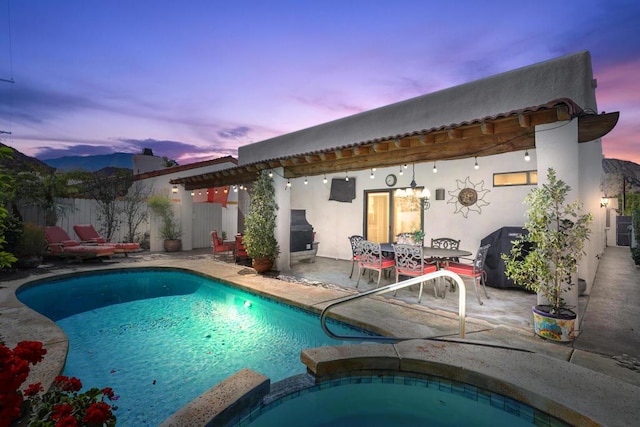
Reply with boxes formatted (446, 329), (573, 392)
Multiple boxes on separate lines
(446, 263), (481, 277)
(397, 264), (437, 276)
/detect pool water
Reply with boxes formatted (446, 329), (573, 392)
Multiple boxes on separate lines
(240, 376), (569, 427)
(17, 269), (363, 426)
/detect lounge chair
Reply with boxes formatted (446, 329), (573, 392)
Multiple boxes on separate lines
(73, 224), (141, 256)
(211, 230), (234, 260)
(44, 226), (116, 260)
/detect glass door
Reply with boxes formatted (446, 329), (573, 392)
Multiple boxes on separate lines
(364, 189), (423, 243)
(365, 191), (390, 243)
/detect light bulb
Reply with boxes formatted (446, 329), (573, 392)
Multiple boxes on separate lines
(433, 162), (437, 173)
(304, 178), (308, 185)
(524, 150), (531, 162)
(474, 157), (479, 170)
(323, 175), (327, 184)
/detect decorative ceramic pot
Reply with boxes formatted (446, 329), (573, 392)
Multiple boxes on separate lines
(252, 257), (274, 273)
(532, 305), (576, 342)
(163, 239), (182, 252)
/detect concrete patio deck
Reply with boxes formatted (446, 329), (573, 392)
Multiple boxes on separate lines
(1, 245), (638, 426)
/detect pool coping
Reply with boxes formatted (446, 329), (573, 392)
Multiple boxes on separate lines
(2, 257), (639, 427)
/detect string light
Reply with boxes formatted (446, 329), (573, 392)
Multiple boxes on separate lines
(370, 169), (375, 179)
(268, 170), (273, 178)
(524, 150), (531, 162)
(474, 157), (479, 170)
(399, 166), (403, 176)
(304, 177), (308, 185)
(233, 185), (238, 192)
(433, 162), (438, 173)
(286, 179), (291, 188)
(345, 172), (349, 182)
(323, 175), (327, 184)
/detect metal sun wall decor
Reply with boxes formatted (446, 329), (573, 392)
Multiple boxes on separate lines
(447, 177), (490, 218)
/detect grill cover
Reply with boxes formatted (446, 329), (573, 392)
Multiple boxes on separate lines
(290, 210), (314, 252)
(481, 226), (532, 289)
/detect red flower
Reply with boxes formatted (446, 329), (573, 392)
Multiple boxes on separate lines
(0, 392), (23, 427)
(13, 341), (47, 365)
(54, 415), (79, 427)
(0, 356), (29, 392)
(101, 387), (115, 399)
(24, 382), (44, 397)
(52, 403), (74, 420)
(53, 376), (83, 392)
(82, 401), (113, 424)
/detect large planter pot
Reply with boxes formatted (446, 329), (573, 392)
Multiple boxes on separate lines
(252, 257), (274, 273)
(163, 239), (182, 252)
(532, 305), (576, 342)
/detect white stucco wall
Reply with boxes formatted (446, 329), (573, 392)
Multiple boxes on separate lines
(137, 159), (238, 252)
(292, 150), (536, 263)
(237, 51), (606, 283)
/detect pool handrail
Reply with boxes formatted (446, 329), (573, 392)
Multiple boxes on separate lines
(321, 269), (466, 341)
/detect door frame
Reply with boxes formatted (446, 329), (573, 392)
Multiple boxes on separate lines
(363, 188), (424, 243)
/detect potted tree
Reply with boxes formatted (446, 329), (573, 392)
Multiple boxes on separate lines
(147, 192), (182, 252)
(503, 168), (592, 342)
(243, 171), (279, 273)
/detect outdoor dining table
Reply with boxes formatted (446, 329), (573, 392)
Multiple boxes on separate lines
(381, 243), (472, 261)
(381, 243), (473, 297)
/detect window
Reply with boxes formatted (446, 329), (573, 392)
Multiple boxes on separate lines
(493, 170), (538, 187)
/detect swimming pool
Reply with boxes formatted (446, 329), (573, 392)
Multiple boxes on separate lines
(236, 375), (569, 427)
(17, 269), (365, 426)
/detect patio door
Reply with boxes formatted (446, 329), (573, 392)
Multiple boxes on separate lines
(364, 189), (423, 243)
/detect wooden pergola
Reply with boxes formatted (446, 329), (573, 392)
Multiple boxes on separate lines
(171, 98), (618, 190)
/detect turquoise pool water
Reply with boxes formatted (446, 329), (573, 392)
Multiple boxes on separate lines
(238, 375), (569, 427)
(17, 269), (363, 426)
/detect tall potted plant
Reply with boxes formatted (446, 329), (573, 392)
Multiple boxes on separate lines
(503, 168), (592, 341)
(147, 193), (182, 252)
(243, 171), (279, 273)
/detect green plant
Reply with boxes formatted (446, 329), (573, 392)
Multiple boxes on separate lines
(243, 171), (279, 260)
(15, 223), (46, 258)
(502, 168), (593, 314)
(631, 208), (640, 265)
(412, 229), (425, 243)
(147, 193), (182, 240)
(0, 147), (17, 268)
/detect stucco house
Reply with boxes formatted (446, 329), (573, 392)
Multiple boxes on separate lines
(171, 51), (618, 311)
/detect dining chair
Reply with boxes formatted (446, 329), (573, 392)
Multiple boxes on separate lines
(444, 244), (491, 305)
(356, 240), (395, 288)
(430, 237), (461, 263)
(392, 244), (438, 302)
(211, 230), (234, 260)
(431, 237), (460, 250)
(348, 235), (365, 278)
(234, 234), (249, 264)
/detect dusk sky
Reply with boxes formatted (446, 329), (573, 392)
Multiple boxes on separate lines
(0, 0), (638, 165)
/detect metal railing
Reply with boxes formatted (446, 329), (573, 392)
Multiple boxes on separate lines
(321, 270), (467, 341)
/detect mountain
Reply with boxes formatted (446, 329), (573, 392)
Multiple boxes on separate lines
(41, 152), (134, 172)
(0, 143), (54, 173)
(602, 158), (640, 196)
